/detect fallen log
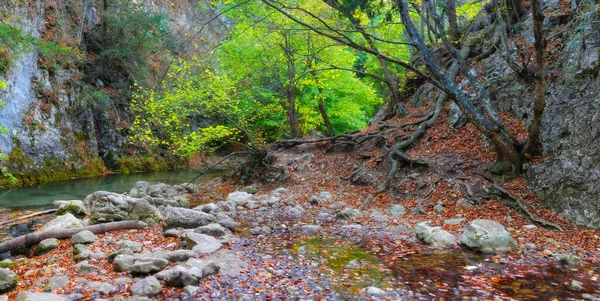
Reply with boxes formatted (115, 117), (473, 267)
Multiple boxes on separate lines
(0, 220), (148, 254)
(0, 209), (58, 227)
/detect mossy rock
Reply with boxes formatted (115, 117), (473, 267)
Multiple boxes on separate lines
(56, 204), (86, 218)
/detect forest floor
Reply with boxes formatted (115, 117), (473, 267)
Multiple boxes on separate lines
(2, 108), (600, 300)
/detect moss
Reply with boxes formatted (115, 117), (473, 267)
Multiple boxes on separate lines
(56, 203), (85, 218)
(0, 258), (26, 269)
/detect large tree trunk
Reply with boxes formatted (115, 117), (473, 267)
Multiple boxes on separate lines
(0, 220), (148, 254)
(446, 0), (458, 41)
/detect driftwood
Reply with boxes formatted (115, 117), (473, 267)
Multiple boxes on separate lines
(0, 209), (58, 227)
(0, 220), (148, 254)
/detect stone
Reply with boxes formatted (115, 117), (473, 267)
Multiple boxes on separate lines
(0, 268), (17, 292)
(291, 153), (313, 171)
(554, 253), (583, 265)
(340, 225), (363, 231)
(460, 220), (517, 253)
(45, 275), (69, 292)
(447, 102), (467, 128)
(129, 181), (151, 198)
(119, 240), (143, 252)
(130, 276), (162, 296)
(245, 201), (259, 209)
(113, 255), (136, 272)
(193, 203), (220, 214)
(363, 286), (386, 296)
(37, 238), (59, 254)
(522, 224), (538, 229)
(319, 191), (333, 200)
(41, 213), (83, 231)
(433, 204), (444, 213)
(14, 293), (70, 301)
(128, 258), (170, 274)
(84, 191), (162, 225)
(183, 285), (200, 295)
(160, 250), (196, 262)
(163, 228), (182, 237)
(201, 262), (220, 277)
(87, 281), (116, 295)
(73, 244), (104, 261)
(162, 206), (215, 229)
(202, 250), (245, 277)
(155, 266), (198, 287)
(108, 248), (134, 262)
(444, 218), (467, 225)
(336, 207), (361, 219)
(571, 280), (584, 291)
(371, 212), (389, 222)
(74, 261), (99, 274)
(56, 202), (86, 218)
(250, 227), (263, 235)
(300, 225), (322, 235)
(183, 233), (222, 254)
(71, 230), (97, 245)
(271, 187), (289, 196)
(218, 217), (238, 232)
(415, 222), (457, 248)
(242, 185), (257, 194)
(390, 204), (405, 217)
(226, 191), (255, 206)
(195, 223), (228, 237)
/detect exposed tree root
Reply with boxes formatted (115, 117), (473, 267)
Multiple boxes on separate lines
(0, 220), (148, 254)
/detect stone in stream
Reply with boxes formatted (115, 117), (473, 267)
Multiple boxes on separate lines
(162, 206), (215, 229)
(71, 230), (97, 245)
(459, 219), (517, 253)
(0, 268), (17, 293)
(45, 275), (69, 292)
(41, 213), (83, 231)
(183, 233), (222, 254)
(195, 223), (228, 237)
(415, 222), (457, 248)
(129, 181), (151, 198)
(37, 238), (59, 254)
(15, 292), (70, 301)
(130, 276), (162, 297)
(119, 240), (143, 252)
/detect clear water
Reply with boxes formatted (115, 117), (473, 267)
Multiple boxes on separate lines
(0, 169), (227, 210)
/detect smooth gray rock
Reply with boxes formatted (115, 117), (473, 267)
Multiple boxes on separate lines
(218, 217), (238, 232)
(203, 250), (246, 277)
(460, 220), (517, 253)
(87, 281), (116, 295)
(45, 275), (69, 292)
(243, 185), (257, 194)
(163, 228), (182, 237)
(300, 225), (322, 235)
(0, 268), (17, 292)
(245, 201), (259, 209)
(193, 203), (220, 214)
(37, 238), (59, 254)
(364, 286), (386, 296)
(15, 292), (70, 301)
(201, 262), (220, 277)
(390, 205), (405, 217)
(74, 261), (99, 274)
(226, 191), (255, 206)
(183, 285), (200, 295)
(161, 250), (196, 262)
(195, 223), (228, 237)
(336, 207), (361, 219)
(84, 191), (162, 225)
(73, 244), (104, 261)
(129, 181), (151, 198)
(155, 266), (198, 287)
(340, 225), (363, 231)
(183, 233), (222, 254)
(554, 253), (583, 265)
(71, 230), (97, 245)
(415, 222), (457, 248)
(113, 255), (136, 272)
(130, 276), (162, 296)
(41, 213), (83, 232)
(444, 218), (467, 225)
(319, 191), (333, 200)
(119, 240), (143, 252)
(108, 248), (134, 262)
(162, 206), (215, 229)
(128, 258), (169, 274)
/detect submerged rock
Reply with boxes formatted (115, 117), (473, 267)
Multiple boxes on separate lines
(459, 220), (516, 253)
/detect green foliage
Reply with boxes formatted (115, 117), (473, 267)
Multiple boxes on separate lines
(0, 22), (33, 73)
(37, 41), (83, 73)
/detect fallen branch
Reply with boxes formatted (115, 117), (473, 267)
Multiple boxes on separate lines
(0, 220), (148, 254)
(0, 209), (58, 227)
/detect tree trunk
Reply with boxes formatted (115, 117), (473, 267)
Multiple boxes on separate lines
(0, 220), (148, 254)
(312, 75), (335, 136)
(523, 0), (546, 156)
(446, 0), (458, 41)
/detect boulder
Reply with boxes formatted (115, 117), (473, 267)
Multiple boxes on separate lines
(336, 207), (361, 219)
(45, 275), (69, 292)
(130, 276), (162, 297)
(218, 217), (238, 232)
(129, 181), (151, 198)
(459, 219), (517, 253)
(183, 285), (200, 295)
(15, 293), (70, 301)
(0, 268), (17, 293)
(87, 281), (116, 295)
(37, 238), (59, 254)
(183, 233), (222, 254)
(74, 261), (99, 274)
(390, 205), (405, 217)
(242, 185), (257, 194)
(415, 222), (457, 248)
(71, 230), (97, 245)
(195, 223), (228, 237)
(119, 240), (143, 252)
(55, 201), (86, 218)
(160, 250), (196, 262)
(41, 213), (83, 232)
(83, 191), (162, 225)
(300, 225), (323, 236)
(155, 266), (198, 287)
(113, 255), (136, 272)
(108, 248), (134, 262)
(162, 206), (215, 229)
(193, 203), (220, 214)
(128, 258), (169, 274)
(226, 191), (255, 206)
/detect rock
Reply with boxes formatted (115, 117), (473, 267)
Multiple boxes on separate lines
(363, 286), (386, 296)
(162, 206), (215, 229)
(202, 250), (245, 277)
(340, 225), (363, 231)
(390, 204), (405, 217)
(0, 268), (17, 292)
(129, 181), (151, 198)
(444, 218), (467, 225)
(271, 187), (289, 196)
(37, 238), (59, 254)
(128, 258), (170, 274)
(195, 223), (228, 237)
(522, 224), (538, 229)
(309, 196), (324, 205)
(108, 248), (134, 262)
(56, 203), (86, 219)
(218, 217), (238, 232)
(371, 211), (389, 222)
(250, 227), (263, 235)
(285, 206), (304, 218)
(41, 213), (83, 231)
(73, 244), (104, 261)
(242, 185), (257, 194)
(83, 191), (162, 225)
(130, 276), (162, 296)
(113, 255), (136, 272)
(226, 191), (255, 206)
(415, 222), (457, 248)
(245, 201), (259, 210)
(447, 102), (467, 128)
(183, 285), (200, 295)
(433, 204), (444, 213)
(290, 153), (313, 171)
(163, 228), (182, 237)
(161, 250), (196, 262)
(457, 198), (474, 207)
(459, 220), (517, 253)
(155, 266), (198, 287)
(297, 246), (307, 255)
(126, 297), (152, 301)
(74, 261), (99, 274)
(554, 253), (583, 265)
(582, 294), (595, 299)
(71, 230), (97, 245)
(336, 207), (361, 219)
(45, 275), (69, 292)
(193, 203), (220, 214)
(571, 280), (584, 291)
(14, 292), (70, 301)
(119, 240), (143, 252)
(300, 225), (322, 235)
(201, 262), (220, 277)
(183, 233), (222, 254)
(319, 191), (333, 200)
(87, 281), (116, 295)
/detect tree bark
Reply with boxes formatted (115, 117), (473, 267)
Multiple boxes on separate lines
(0, 220), (148, 254)
(446, 0), (458, 41)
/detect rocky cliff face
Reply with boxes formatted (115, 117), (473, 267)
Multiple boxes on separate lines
(0, 0), (227, 186)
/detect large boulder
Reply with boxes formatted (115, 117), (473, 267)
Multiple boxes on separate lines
(183, 233), (222, 254)
(37, 238), (59, 254)
(83, 191), (162, 225)
(129, 181), (151, 198)
(71, 230), (97, 245)
(41, 213), (83, 232)
(155, 266), (198, 287)
(162, 207), (215, 229)
(414, 222), (457, 248)
(459, 220), (517, 253)
(0, 268), (17, 293)
(15, 292), (70, 301)
(130, 276), (162, 296)
(226, 191), (255, 206)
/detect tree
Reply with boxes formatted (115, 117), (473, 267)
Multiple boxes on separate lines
(446, 0), (458, 41)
